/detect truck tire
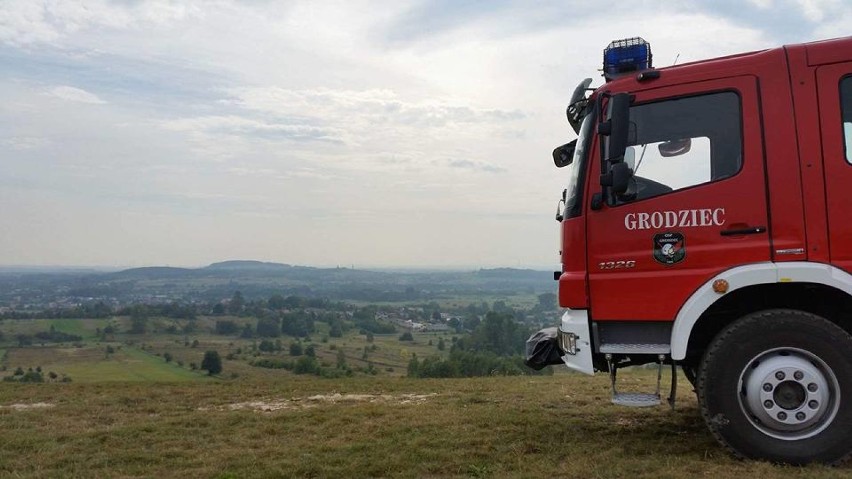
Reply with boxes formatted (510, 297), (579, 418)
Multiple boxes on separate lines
(697, 309), (852, 464)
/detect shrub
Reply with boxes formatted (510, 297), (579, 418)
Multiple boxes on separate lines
(293, 356), (319, 375)
(201, 351), (223, 375)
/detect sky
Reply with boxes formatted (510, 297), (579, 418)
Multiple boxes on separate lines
(0, 0), (848, 269)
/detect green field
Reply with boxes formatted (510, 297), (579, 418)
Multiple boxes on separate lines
(0, 317), (457, 383)
(0, 373), (848, 478)
(2, 344), (206, 382)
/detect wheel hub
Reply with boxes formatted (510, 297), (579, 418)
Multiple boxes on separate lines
(739, 348), (840, 440)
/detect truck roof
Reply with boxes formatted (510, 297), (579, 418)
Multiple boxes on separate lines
(598, 36), (852, 95)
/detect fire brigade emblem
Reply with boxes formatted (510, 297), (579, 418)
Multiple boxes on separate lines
(653, 232), (685, 265)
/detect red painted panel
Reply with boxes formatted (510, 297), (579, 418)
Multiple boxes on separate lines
(585, 76), (771, 321)
(816, 61), (852, 273)
(558, 215), (588, 308)
(787, 45), (830, 263)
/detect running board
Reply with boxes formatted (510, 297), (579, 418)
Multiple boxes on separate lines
(599, 343), (671, 354)
(606, 353), (678, 409)
(612, 392), (660, 407)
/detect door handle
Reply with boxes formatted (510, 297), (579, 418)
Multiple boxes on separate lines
(720, 226), (767, 236)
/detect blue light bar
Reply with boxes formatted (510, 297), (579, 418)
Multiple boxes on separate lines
(603, 37), (652, 81)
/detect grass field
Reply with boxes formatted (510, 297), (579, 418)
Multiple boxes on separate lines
(0, 317), (456, 382)
(0, 372), (848, 478)
(3, 344), (206, 382)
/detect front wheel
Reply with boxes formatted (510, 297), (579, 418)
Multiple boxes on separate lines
(698, 309), (852, 464)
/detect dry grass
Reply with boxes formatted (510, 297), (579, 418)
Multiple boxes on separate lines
(0, 372), (849, 478)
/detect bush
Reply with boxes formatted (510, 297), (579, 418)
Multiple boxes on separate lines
(251, 358), (292, 370)
(215, 320), (240, 335)
(406, 351), (553, 378)
(399, 332), (414, 341)
(201, 351), (223, 375)
(256, 317), (281, 338)
(293, 356), (319, 375)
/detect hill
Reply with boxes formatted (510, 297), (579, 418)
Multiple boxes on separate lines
(0, 261), (555, 307)
(1, 375), (846, 478)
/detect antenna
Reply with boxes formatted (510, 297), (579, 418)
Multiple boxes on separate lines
(673, 53), (680, 66)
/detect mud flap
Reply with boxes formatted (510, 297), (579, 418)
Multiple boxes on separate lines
(524, 327), (565, 370)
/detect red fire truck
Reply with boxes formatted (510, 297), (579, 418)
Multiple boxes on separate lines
(530, 36), (852, 464)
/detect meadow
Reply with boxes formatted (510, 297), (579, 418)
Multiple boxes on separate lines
(1, 317), (850, 477)
(1, 373), (850, 478)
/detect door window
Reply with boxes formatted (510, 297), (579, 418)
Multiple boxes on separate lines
(622, 91), (742, 202)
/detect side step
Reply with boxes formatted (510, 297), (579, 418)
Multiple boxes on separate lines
(612, 392), (661, 407)
(607, 353), (677, 409)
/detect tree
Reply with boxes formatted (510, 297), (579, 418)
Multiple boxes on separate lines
(289, 342), (303, 356)
(215, 320), (239, 335)
(305, 344), (316, 358)
(228, 291), (245, 315)
(399, 331), (414, 341)
(164, 352), (173, 363)
(437, 337), (446, 351)
(240, 323), (254, 339)
(281, 311), (313, 337)
(293, 356), (318, 375)
(329, 320), (343, 338)
(268, 294), (286, 309)
(407, 354), (419, 377)
(447, 317), (462, 333)
(336, 349), (347, 369)
(256, 317), (281, 338)
(537, 292), (557, 311)
(201, 350), (223, 375)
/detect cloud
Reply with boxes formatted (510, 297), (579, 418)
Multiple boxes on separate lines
(446, 159), (506, 173)
(161, 115), (342, 143)
(227, 87), (526, 130)
(46, 85), (105, 104)
(0, 136), (49, 151)
(0, 0), (842, 268)
(0, 0), (201, 46)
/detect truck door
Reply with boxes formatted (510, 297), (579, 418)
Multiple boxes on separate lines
(817, 63), (852, 273)
(587, 76), (771, 321)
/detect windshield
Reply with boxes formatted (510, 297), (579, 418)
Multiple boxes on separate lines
(563, 109), (595, 219)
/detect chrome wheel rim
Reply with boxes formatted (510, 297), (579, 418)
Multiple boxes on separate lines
(738, 347), (840, 440)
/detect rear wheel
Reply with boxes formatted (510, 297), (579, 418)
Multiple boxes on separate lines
(697, 309), (852, 464)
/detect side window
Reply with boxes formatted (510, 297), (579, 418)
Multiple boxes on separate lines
(623, 92), (742, 202)
(842, 76), (852, 164)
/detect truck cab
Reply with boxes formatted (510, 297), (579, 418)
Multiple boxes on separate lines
(535, 36), (852, 464)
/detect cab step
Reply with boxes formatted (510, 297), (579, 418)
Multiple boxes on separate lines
(606, 353), (678, 409)
(612, 392), (661, 407)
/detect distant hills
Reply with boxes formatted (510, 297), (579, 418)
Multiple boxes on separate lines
(0, 260), (555, 307)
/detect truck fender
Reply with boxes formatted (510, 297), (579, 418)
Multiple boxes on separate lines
(670, 261), (852, 360)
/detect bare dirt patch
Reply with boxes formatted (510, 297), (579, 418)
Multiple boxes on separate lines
(1, 402), (55, 411)
(205, 393), (438, 413)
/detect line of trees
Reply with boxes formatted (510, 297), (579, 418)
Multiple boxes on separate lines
(406, 312), (550, 378)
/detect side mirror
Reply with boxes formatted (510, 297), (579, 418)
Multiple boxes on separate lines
(603, 93), (631, 162)
(600, 159), (633, 194)
(610, 162), (633, 195)
(598, 92), (633, 202)
(553, 140), (577, 168)
(659, 138), (692, 157)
